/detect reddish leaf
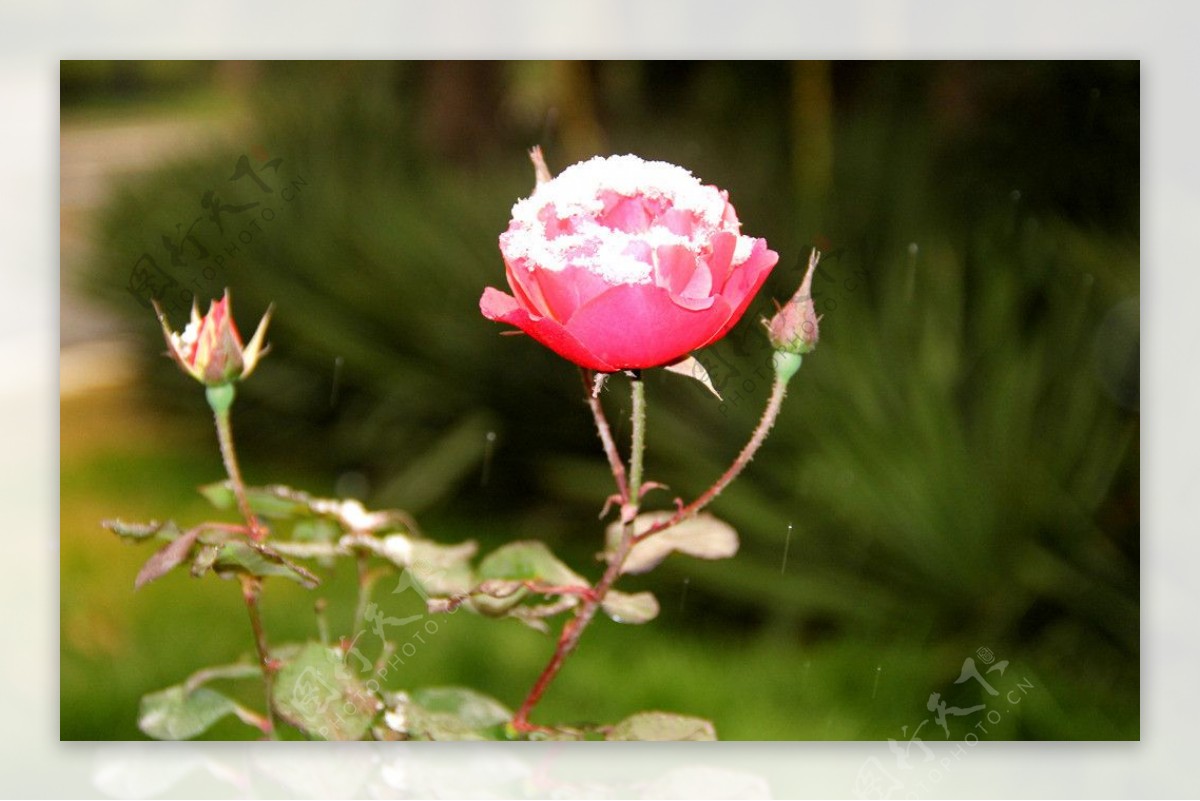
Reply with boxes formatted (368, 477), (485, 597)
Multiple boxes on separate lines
(135, 528), (200, 589)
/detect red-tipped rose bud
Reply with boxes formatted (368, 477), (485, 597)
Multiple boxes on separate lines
(765, 249), (821, 356)
(154, 289), (273, 386)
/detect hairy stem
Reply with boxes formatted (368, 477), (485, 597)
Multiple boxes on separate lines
(239, 575), (278, 739)
(636, 364), (792, 543)
(627, 375), (646, 502)
(512, 374), (646, 733)
(582, 369), (629, 504)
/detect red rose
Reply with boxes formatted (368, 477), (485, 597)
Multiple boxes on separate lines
(481, 154), (779, 372)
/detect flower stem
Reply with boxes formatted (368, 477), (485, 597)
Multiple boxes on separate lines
(635, 359), (795, 543)
(511, 374), (647, 734)
(207, 384), (266, 541)
(582, 369), (629, 504)
(627, 374), (646, 503)
(239, 575), (278, 739)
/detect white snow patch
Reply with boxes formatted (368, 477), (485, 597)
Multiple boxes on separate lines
(733, 235), (755, 266)
(502, 155), (761, 285)
(511, 154), (726, 228)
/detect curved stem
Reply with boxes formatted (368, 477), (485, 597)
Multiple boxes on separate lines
(582, 369), (629, 504)
(635, 365), (791, 543)
(512, 374), (647, 733)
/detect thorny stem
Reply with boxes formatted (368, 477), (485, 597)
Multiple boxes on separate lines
(582, 369), (629, 504)
(634, 366), (792, 543)
(239, 575), (279, 739)
(522, 581), (599, 602)
(211, 384), (277, 737)
(209, 385), (267, 542)
(512, 375), (647, 733)
(511, 361), (797, 734)
(195, 521), (252, 536)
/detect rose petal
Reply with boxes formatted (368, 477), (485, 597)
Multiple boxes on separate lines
(706, 241), (779, 344)
(654, 245), (714, 312)
(564, 283), (734, 370)
(705, 230), (738, 292)
(502, 254), (553, 319)
(679, 262), (713, 302)
(480, 287), (618, 372)
(531, 263), (617, 323)
(598, 192), (652, 233)
(660, 207), (698, 236)
(653, 244), (696, 296)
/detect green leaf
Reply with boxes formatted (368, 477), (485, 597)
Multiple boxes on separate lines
(442, 543), (588, 620)
(138, 685), (240, 740)
(473, 578), (525, 598)
(190, 544), (221, 578)
(502, 597), (579, 632)
(213, 541), (319, 588)
(606, 711), (717, 741)
(478, 540), (587, 586)
(134, 527), (201, 589)
(273, 642), (379, 740)
(342, 532), (415, 568)
(290, 518), (341, 567)
(291, 518), (340, 543)
(199, 481), (311, 519)
(406, 539), (477, 597)
(601, 590), (660, 624)
(378, 689), (511, 741)
(410, 687), (511, 730)
(607, 513), (739, 575)
(103, 518), (181, 543)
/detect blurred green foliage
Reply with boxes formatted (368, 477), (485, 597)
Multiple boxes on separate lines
(61, 60), (221, 115)
(71, 61), (1138, 739)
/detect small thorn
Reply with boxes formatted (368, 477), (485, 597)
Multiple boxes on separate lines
(638, 481), (669, 499)
(598, 493), (622, 519)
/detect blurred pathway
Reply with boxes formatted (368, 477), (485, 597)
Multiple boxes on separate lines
(60, 111), (243, 394)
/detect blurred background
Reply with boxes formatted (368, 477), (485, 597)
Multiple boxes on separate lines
(60, 60), (1139, 740)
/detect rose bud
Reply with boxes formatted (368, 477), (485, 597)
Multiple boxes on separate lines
(480, 153), (779, 372)
(765, 249), (821, 356)
(153, 289), (272, 386)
